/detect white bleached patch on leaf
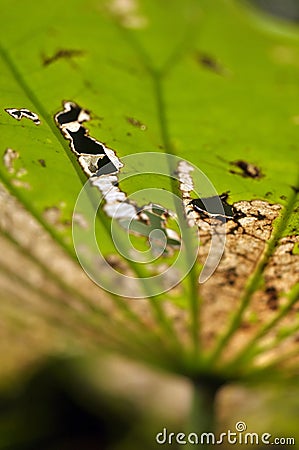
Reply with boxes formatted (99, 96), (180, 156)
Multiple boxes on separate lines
(3, 148), (19, 174)
(106, 0), (148, 28)
(177, 160), (197, 227)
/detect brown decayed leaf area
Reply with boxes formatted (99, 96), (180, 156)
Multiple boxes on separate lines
(0, 183), (167, 379)
(197, 200), (299, 367)
(0, 180), (298, 379)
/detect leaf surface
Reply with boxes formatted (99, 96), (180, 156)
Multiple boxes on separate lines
(0, 0), (299, 380)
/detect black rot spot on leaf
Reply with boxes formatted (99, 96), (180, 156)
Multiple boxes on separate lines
(188, 193), (235, 223)
(67, 127), (107, 156)
(55, 101), (90, 127)
(229, 160), (263, 179)
(54, 101), (118, 176)
(5, 108), (40, 125)
(54, 100), (180, 252)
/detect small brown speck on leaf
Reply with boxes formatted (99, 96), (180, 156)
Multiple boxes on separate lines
(196, 51), (228, 76)
(230, 160), (263, 179)
(126, 116), (147, 131)
(38, 159), (46, 167)
(265, 286), (279, 310)
(42, 49), (85, 67)
(105, 254), (130, 274)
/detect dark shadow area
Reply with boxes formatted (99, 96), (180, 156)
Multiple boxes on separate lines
(0, 358), (140, 450)
(250, 0), (299, 22)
